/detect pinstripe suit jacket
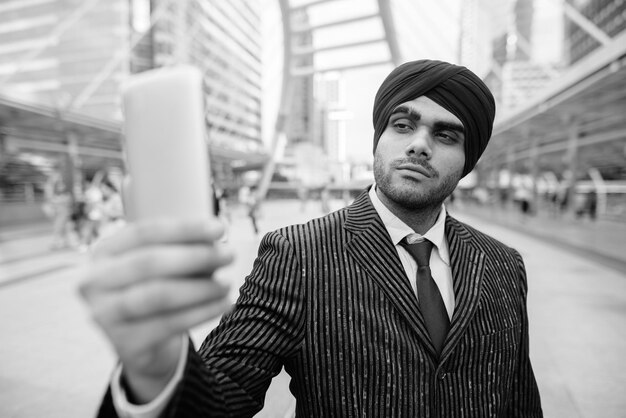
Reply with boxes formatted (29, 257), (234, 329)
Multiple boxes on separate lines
(99, 190), (542, 417)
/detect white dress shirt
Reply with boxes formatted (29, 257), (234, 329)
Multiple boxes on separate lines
(368, 186), (455, 319)
(112, 186), (456, 416)
(112, 337), (188, 418)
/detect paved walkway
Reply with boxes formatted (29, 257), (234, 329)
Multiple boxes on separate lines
(0, 222), (79, 288)
(449, 201), (626, 274)
(1, 198), (625, 417)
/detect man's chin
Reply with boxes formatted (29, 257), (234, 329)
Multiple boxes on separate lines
(394, 175), (433, 193)
(383, 185), (439, 209)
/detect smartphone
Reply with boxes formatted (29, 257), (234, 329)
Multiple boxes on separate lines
(121, 65), (212, 221)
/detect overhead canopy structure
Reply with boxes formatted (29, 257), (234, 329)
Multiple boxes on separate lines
(255, 0), (401, 199)
(0, 93), (122, 173)
(479, 31), (626, 181)
(2, 0), (623, 205)
(286, 0), (401, 76)
(0, 0), (271, 190)
(0, 93), (269, 174)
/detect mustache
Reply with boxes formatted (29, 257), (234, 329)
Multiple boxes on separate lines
(392, 158), (438, 177)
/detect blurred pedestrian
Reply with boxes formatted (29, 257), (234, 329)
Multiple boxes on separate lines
(70, 191), (89, 250)
(82, 177), (104, 244)
(98, 178), (125, 238)
(239, 185), (259, 234)
(514, 184), (532, 218)
(211, 183), (231, 242)
(513, 175), (534, 219)
(44, 172), (72, 250)
(576, 189), (598, 221)
(587, 189), (598, 220)
(211, 184), (221, 218)
(218, 187), (231, 223)
(556, 173), (572, 216)
(546, 188), (559, 217)
(81, 59), (542, 417)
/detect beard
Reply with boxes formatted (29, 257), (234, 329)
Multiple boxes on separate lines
(374, 154), (462, 211)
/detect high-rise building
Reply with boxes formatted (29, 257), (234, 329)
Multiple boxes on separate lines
(0, 0), (131, 119)
(146, 0), (266, 183)
(500, 61), (556, 111)
(459, 0), (492, 77)
(566, 0), (626, 64)
(0, 0), (267, 187)
(285, 8), (315, 148)
(512, 0), (534, 61)
(317, 72), (347, 160)
(496, 0), (566, 113)
(479, 0), (566, 114)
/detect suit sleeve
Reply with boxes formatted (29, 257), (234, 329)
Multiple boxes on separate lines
(507, 250), (543, 417)
(159, 230), (306, 417)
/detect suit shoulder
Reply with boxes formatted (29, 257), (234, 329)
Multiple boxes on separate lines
(272, 206), (348, 243)
(450, 216), (521, 259)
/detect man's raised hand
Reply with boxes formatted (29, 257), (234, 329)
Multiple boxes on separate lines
(79, 218), (234, 403)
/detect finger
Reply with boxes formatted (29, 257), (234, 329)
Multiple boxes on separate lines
(92, 217), (226, 259)
(103, 297), (233, 358)
(101, 278), (231, 322)
(81, 243), (234, 292)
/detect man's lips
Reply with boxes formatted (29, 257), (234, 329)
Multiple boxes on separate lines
(395, 163), (433, 178)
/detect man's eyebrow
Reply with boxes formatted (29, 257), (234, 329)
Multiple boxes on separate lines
(390, 105), (420, 119)
(433, 121), (465, 134)
(391, 105), (465, 134)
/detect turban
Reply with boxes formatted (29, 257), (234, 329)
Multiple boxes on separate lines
(372, 59), (496, 176)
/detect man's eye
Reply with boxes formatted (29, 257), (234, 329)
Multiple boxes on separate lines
(393, 121), (413, 132)
(436, 131), (457, 142)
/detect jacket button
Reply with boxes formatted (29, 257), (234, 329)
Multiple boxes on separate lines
(437, 371), (447, 381)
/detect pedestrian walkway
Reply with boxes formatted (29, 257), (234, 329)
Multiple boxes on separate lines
(0, 198), (624, 417)
(0, 222), (83, 288)
(449, 201), (626, 274)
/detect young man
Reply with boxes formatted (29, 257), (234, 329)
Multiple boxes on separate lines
(81, 59), (542, 417)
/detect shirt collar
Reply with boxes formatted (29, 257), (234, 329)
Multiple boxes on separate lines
(368, 185), (450, 265)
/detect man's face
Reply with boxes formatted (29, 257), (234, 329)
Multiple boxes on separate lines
(374, 96), (465, 211)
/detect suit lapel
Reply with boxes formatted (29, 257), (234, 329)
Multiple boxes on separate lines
(440, 216), (486, 362)
(344, 191), (437, 357)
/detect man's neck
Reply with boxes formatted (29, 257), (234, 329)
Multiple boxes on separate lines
(375, 187), (442, 235)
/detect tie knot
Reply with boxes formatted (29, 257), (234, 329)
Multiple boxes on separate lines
(401, 237), (433, 267)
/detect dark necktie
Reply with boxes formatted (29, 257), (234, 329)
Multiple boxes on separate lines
(401, 238), (450, 355)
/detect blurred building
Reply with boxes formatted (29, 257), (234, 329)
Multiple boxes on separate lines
(479, 0), (566, 114)
(277, 7), (327, 189)
(0, 0), (131, 119)
(475, 0), (626, 221)
(459, 0), (492, 77)
(315, 72), (350, 184)
(140, 0), (267, 188)
(566, 0), (626, 64)
(285, 8), (315, 148)
(0, 0), (268, 224)
(481, 0), (625, 115)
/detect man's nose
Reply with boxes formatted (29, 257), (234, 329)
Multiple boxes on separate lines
(405, 127), (432, 158)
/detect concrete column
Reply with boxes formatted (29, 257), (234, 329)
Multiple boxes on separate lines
(0, 126), (5, 154)
(528, 128), (540, 211)
(588, 167), (606, 216)
(65, 131), (83, 202)
(505, 143), (515, 208)
(564, 116), (580, 214)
